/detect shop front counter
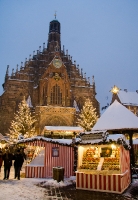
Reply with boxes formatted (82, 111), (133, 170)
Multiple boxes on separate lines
(76, 144), (131, 194)
(76, 169), (129, 193)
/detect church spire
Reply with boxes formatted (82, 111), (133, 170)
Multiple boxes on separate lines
(54, 11), (57, 19)
(47, 16), (61, 52)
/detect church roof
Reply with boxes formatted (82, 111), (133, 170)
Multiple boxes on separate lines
(92, 100), (138, 132)
(117, 90), (138, 106)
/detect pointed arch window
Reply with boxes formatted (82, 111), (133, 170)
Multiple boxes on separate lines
(50, 84), (62, 105)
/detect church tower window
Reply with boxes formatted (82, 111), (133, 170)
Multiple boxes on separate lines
(50, 84), (62, 105)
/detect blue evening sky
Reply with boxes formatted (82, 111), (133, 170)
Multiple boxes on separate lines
(0, 0), (138, 114)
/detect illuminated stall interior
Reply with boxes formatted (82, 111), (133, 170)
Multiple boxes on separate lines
(78, 144), (120, 174)
(24, 145), (45, 165)
(76, 141), (130, 194)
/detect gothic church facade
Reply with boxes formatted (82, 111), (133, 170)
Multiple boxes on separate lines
(0, 18), (100, 135)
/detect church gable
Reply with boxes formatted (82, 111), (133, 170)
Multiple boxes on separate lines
(39, 55), (71, 107)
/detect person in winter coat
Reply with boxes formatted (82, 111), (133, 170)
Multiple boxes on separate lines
(20, 148), (26, 170)
(14, 149), (24, 180)
(0, 148), (3, 172)
(2, 148), (13, 180)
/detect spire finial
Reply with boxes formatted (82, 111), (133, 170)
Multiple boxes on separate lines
(54, 11), (57, 19)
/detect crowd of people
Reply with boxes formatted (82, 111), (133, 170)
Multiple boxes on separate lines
(0, 146), (26, 180)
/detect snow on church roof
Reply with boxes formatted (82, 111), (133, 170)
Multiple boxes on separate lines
(118, 90), (138, 106)
(92, 100), (138, 131)
(26, 95), (33, 108)
(73, 100), (80, 112)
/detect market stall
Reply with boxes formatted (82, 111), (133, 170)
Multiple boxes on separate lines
(18, 137), (75, 178)
(76, 141), (130, 194)
(75, 100), (138, 193)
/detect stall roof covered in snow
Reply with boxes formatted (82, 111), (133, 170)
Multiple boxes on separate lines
(92, 100), (138, 132)
(44, 126), (83, 132)
(118, 90), (138, 106)
(18, 135), (130, 149)
(18, 136), (81, 146)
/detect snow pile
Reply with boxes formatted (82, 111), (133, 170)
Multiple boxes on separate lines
(39, 176), (76, 188)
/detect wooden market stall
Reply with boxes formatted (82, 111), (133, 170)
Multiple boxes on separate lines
(76, 100), (138, 194)
(76, 141), (130, 194)
(18, 137), (75, 178)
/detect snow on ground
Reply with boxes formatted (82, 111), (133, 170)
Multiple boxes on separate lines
(0, 165), (75, 200)
(0, 171), (44, 200)
(38, 176), (76, 188)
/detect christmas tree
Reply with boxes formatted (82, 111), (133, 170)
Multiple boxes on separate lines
(9, 97), (36, 142)
(77, 98), (98, 131)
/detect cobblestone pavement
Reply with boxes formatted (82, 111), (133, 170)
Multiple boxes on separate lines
(41, 182), (138, 200)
